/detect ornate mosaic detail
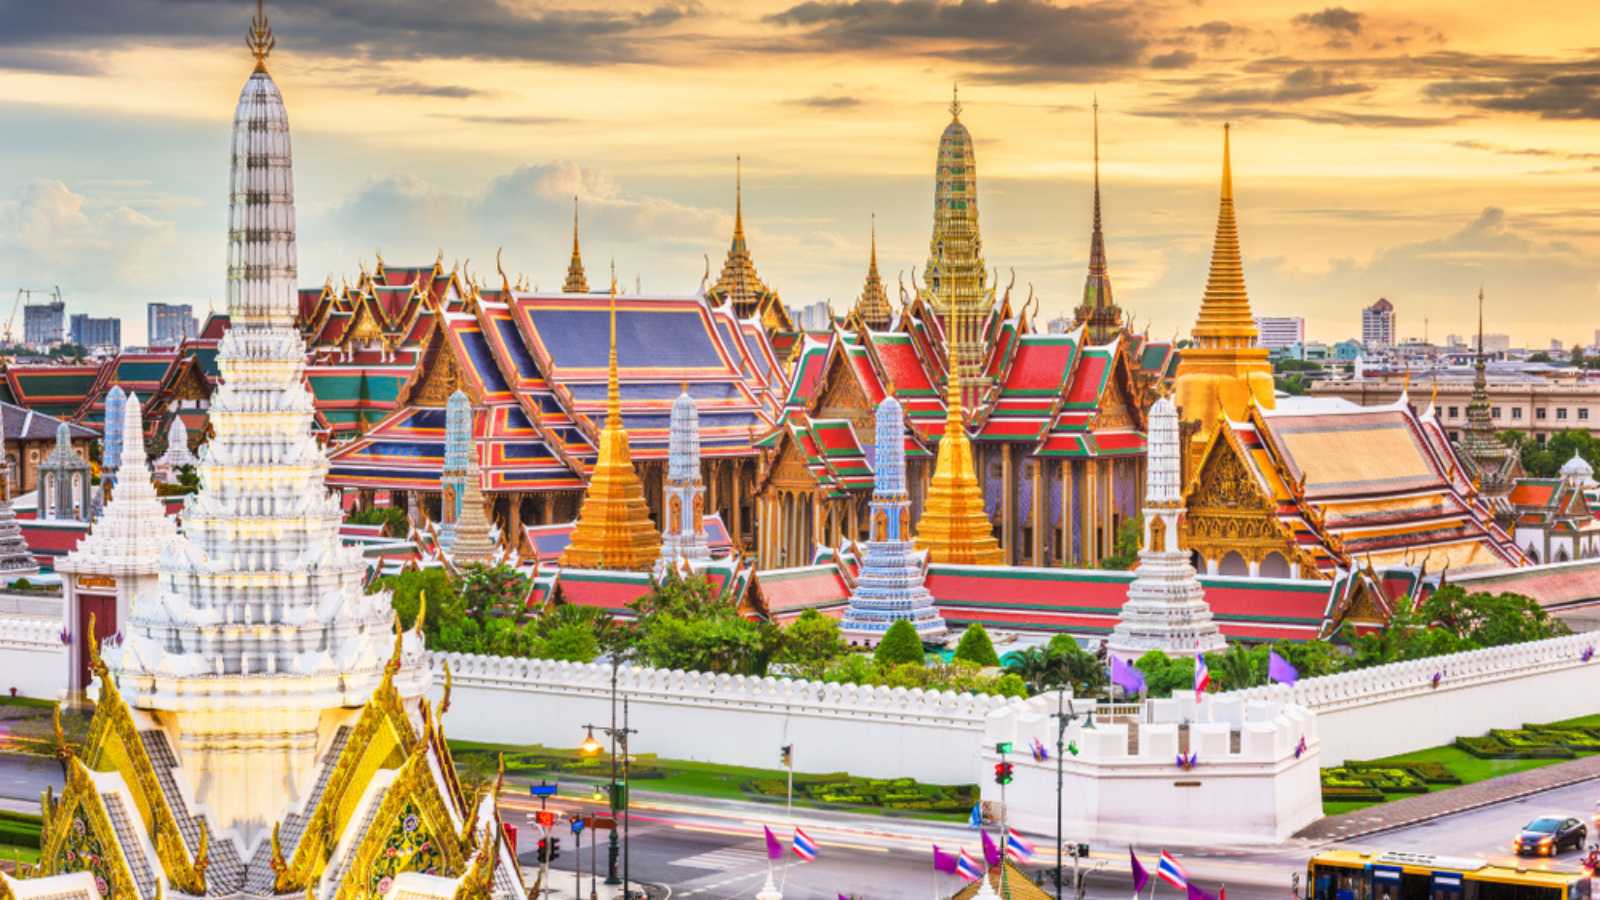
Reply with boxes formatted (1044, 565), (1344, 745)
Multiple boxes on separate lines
(367, 802), (444, 897)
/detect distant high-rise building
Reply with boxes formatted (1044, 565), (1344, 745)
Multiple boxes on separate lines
(147, 302), (198, 346)
(786, 300), (831, 332)
(1253, 316), (1305, 350)
(1045, 315), (1074, 334)
(23, 300), (64, 347)
(1362, 298), (1395, 349)
(69, 313), (121, 351)
(1483, 333), (1511, 353)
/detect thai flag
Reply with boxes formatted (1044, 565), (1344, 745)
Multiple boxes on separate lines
(1194, 654), (1210, 701)
(1157, 850), (1188, 890)
(1005, 828), (1036, 863)
(956, 849), (984, 881)
(792, 827), (818, 862)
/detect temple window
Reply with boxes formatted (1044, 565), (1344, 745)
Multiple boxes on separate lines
(1511, 408), (1522, 419)
(1582, 408), (1591, 420)
(1557, 408), (1569, 420)
(1218, 551), (1249, 577)
(1447, 406), (1458, 418)
(1492, 406), (1502, 418)
(1536, 408), (1547, 419)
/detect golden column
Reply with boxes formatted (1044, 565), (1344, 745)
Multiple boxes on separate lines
(914, 296), (1003, 564)
(1173, 124), (1275, 461)
(560, 283), (662, 570)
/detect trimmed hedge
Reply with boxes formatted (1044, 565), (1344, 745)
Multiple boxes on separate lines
(742, 772), (976, 813)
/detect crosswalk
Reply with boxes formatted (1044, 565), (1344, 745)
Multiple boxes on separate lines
(670, 848), (770, 871)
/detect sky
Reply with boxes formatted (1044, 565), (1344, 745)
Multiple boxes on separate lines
(2, 1), (1599, 347)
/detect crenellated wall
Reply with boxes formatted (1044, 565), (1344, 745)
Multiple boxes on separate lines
(431, 652), (1020, 784)
(1219, 631), (1600, 764)
(981, 694), (1323, 846)
(0, 615), (65, 699)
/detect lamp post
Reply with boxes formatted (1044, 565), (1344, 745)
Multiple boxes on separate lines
(1050, 688), (1093, 900)
(581, 662), (638, 898)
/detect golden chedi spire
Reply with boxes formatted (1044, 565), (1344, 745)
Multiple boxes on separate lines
(915, 297), (1003, 564)
(560, 281), (662, 570)
(922, 82), (990, 385)
(563, 195), (589, 293)
(854, 214), (893, 330)
(708, 156), (779, 320)
(1173, 124), (1275, 456)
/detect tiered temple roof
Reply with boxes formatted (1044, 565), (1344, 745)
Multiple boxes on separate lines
(706, 158), (796, 341)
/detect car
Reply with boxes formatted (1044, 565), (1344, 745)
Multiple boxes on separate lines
(1514, 815), (1587, 856)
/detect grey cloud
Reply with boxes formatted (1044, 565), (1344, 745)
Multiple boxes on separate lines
(1191, 66), (1371, 104)
(1452, 140), (1600, 161)
(376, 82), (484, 99)
(429, 113), (572, 126)
(762, 0), (1149, 83)
(1293, 7), (1364, 34)
(1427, 70), (1600, 119)
(786, 95), (865, 108)
(0, 47), (102, 76)
(0, 0), (699, 65)
(1150, 50), (1198, 70)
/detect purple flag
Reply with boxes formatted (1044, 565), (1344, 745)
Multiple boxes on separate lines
(1130, 848), (1150, 895)
(1111, 656), (1146, 695)
(1267, 650), (1299, 686)
(933, 844), (959, 874)
(982, 829), (1002, 867)
(1188, 883), (1218, 900)
(764, 825), (784, 861)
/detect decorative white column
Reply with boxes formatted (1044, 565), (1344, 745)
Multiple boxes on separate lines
(656, 386), (712, 574)
(1107, 395), (1227, 660)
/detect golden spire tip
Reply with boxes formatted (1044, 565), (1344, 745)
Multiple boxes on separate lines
(1220, 122), (1234, 202)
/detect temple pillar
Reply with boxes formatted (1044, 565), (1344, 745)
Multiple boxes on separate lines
(1000, 444), (1015, 564)
(1058, 460), (1070, 565)
(730, 462), (743, 551)
(508, 495), (523, 548)
(1082, 460), (1096, 564)
(1031, 456), (1045, 566)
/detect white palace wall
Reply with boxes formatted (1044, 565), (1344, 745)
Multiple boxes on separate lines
(432, 652), (1018, 784)
(1221, 631), (1600, 765)
(0, 616), (64, 700)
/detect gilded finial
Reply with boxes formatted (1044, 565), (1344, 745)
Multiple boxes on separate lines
(52, 702), (68, 761)
(195, 824), (210, 890)
(246, 0), (275, 73)
(270, 822), (287, 878)
(440, 660), (453, 716)
(1221, 122), (1233, 202)
(949, 81), (962, 120)
(733, 155), (745, 239)
(607, 274), (621, 429)
(415, 590), (427, 635)
(496, 247), (509, 294)
(386, 613), (404, 675)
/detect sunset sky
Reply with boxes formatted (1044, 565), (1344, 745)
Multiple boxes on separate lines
(3, 0), (1599, 345)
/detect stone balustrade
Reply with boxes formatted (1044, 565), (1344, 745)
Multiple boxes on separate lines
(0, 615), (66, 699)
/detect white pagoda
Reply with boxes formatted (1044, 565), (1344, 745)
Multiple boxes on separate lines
(656, 386), (712, 575)
(10, 6), (526, 897)
(1107, 395), (1227, 659)
(153, 414), (197, 483)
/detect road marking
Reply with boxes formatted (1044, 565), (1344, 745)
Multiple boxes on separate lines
(670, 849), (768, 871)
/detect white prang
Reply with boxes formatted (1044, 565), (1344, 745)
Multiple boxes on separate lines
(1107, 395), (1227, 659)
(105, 62), (425, 855)
(59, 394), (175, 576)
(153, 415), (195, 482)
(655, 387), (712, 574)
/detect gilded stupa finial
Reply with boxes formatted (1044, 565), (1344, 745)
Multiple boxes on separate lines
(564, 196), (589, 293)
(949, 81), (962, 120)
(733, 155), (745, 241)
(246, 0), (275, 73)
(607, 275), (621, 430)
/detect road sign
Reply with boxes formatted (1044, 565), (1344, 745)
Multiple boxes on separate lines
(530, 781), (559, 798)
(535, 810), (556, 828)
(570, 817), (585, 835)
(583, 815), (616, 830)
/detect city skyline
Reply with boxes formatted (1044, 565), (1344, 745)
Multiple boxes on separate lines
(2, 1), (1599, 345)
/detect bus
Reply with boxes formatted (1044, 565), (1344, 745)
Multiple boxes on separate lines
(1308, 850), (1592, 900)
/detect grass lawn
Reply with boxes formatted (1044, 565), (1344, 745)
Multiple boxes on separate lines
(1323, 717), (1600, 815)
(449, 739), (972, 822)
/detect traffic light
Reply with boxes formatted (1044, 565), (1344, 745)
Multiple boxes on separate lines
(536, 837), (562, 862)
(780, 744), (793, 767)
(993, 762), (1014, 785)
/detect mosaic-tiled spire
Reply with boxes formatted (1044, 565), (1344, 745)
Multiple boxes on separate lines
(1074, 99), (1124, 344)
(656, 386), (711, 571)
(451, 427), (498, 565)
(914, 298), (1002, 564)
(102, 385), (126, 476)
(923, 84), (990, 382)
(108, 14), (422, 849)
(440, 388), (472, 550)
(853, 215), (893, 330)
(1460, 288), (1516, 490)
(563, 196), (590, 294)
(1108, 395), (1226, 660)
(842, 395), (947, 644)
(561, 285), (661, 570)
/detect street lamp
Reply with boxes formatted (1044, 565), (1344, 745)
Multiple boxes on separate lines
(1050, 688), (1094, 900)
(581, 658), (639, 897)
(580, 727), (603, 757)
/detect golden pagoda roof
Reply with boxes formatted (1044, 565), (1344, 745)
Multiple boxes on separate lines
(854, 215), (893, 330)
(560, 283), (662, 570)
(708, 157), (779, 318)
(1191, 123), (1259, 348)
(562, 196), (589, 294)
(914, 298), (1002, 564)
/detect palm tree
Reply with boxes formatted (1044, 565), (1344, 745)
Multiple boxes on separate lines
(1211, 643), (1259, 691)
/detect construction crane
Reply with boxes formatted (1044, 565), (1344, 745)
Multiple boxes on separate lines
(7, 286), (62, 346)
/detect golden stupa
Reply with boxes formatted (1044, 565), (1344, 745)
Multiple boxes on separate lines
(914, 299), (1003, 564)
(1172, 123), (1276, 458)
(560, 282), (662, 570)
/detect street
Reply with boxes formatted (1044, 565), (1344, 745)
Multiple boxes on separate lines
(3, 753), (1594, 897)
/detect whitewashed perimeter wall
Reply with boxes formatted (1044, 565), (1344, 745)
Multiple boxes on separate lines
(432, 653), (1018, 784)
(1222, 631), (1600, 765)
(0, 616), (64, 700)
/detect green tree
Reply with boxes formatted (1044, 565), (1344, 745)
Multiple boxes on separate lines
(1098, 515), (1143, 571)
(1528, 351), (1554, 363)
(376, 567), (464, 645)
(1269, 638), (1346, 680)
(1207, 642), (1263, 691)
(459, 563), (532, 620)
(1134, 650), (1195, 698)
(1047, 635), (1108, 695)
(629, 570), (776, 675)
(874, 620), (926, 666)
(952, 623), (1000, 667)
(774, 610), (847, 680)
(542, 621), (600, 663)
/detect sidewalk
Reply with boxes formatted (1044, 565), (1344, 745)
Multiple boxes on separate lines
(1296, 753), (1600, 842)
